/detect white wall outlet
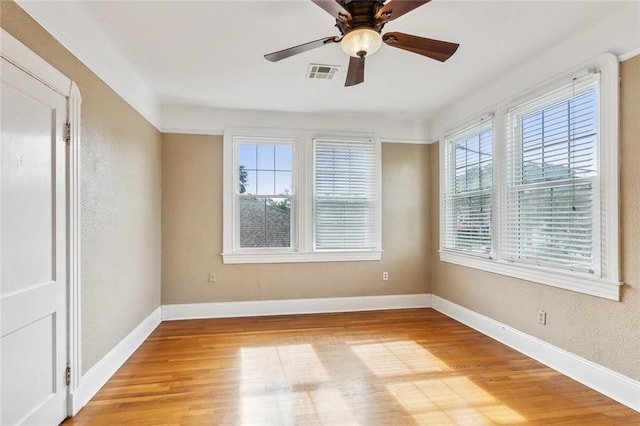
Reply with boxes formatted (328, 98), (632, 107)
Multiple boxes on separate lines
(382, 271), (389, 281)
(208, 272), (216, 283)
(537, 310), (547, 325)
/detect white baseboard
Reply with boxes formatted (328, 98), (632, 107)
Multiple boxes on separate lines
(70, 306), (162, 415)
(162, 293), (432, 321)
(431, 295), (640, 412)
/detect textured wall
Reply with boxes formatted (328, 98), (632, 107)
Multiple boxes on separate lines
(1, 2), (162, 374)
(161, 134), (430, 303)
(429, 56), (640, 381)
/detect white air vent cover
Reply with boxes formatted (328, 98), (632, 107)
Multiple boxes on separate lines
(306, 64), (340, 80)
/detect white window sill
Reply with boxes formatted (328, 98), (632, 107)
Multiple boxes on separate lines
(439, 250), (622, 301)
(222, 250), (383, 264)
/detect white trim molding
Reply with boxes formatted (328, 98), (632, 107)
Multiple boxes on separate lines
(70, 307), (162, 415)
(162, 294), (431, 321)
(439, 251), (621, 301)
(619, 46), (640, 62)
(431, 295), (640, 412)
(67, 81), (82, 408)
(222, 250), (383, 264)
(0, 29), (70, 96)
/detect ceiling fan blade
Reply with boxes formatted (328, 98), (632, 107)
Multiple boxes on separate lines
(382, 32), (459, 62)
(310, 0), (352, 22)
(264, 36), (339, 62)
(375, 0), (431, 23)
(345, 55), (365, 87)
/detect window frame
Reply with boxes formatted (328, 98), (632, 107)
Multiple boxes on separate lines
(223, 127), (382, 264)
(441, 115), (494, 258)
(313, 137), (380, 252)
(439, 53), (621, 300)
(503, 77), (600, 275)
(233, 137), (297, 252)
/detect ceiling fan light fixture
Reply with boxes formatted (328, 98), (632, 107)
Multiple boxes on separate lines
(340, 27), (382, 58)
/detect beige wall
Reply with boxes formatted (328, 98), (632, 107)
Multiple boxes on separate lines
(1, 2), (163, 373)
(162, 134), (430, 303)
(429, 55), (640, 381)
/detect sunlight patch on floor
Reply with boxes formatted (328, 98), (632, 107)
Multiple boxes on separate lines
(350, 340), (449, 377)
(386, 377), (526, 425)
(240, 344), (329, 391)
(240, 344), (357, 425)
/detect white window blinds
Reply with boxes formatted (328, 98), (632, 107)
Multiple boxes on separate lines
(504, 73), (600, 274)
(443, 118), (493, 256)
(314, 138), (379, 250)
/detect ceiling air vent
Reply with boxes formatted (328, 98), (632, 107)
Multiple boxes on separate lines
(306, 64), (340, 80)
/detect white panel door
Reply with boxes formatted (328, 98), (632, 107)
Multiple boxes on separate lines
(1, 57), (68, 425)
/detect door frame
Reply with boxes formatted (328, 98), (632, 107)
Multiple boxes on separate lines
(1, 28), (82, 417)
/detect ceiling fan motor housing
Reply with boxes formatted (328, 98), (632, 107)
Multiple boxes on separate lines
(336, 0), (388, 35)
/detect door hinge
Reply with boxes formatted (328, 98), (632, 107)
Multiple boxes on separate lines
(66, 365), (71, 386)
(65, 122), (71, 145)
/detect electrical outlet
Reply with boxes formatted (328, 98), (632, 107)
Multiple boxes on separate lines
(208, 272), (216, 283)
(537, 310), (547, 325)
(382, 271), (389, 281)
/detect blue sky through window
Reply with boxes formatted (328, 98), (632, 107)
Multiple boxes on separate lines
(239, 144), (292, 195)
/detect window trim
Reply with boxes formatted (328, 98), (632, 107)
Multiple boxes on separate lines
(223, 127), (382, 264)
(439, 53), (621, 301)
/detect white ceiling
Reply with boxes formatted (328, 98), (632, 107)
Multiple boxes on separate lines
(16, 0), (640, 137)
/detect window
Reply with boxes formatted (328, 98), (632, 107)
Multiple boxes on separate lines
(442, 118), (493, 256)
(237, 141), (294, 249)
(314, 139), (378, 250)
(440, 54), (620, 300)
(223, 128), (382, 264)
(504, 75), (598, 274)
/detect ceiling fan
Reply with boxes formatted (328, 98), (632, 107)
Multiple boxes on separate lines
(264, 0), (459, 87)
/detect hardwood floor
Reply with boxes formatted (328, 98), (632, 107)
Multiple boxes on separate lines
(64, 309), (640, 425)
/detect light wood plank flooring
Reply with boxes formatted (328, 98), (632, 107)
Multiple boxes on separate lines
(64, 309), (640, 425)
